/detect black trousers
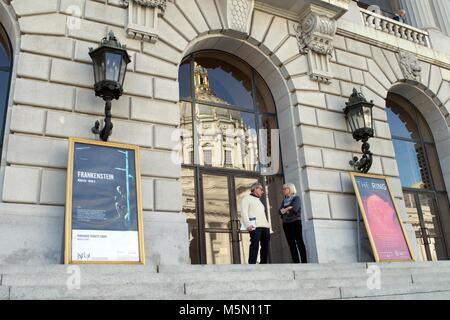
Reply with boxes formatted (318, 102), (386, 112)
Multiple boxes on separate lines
(248, 227), (270, 264)
(283, 220), (308, 263)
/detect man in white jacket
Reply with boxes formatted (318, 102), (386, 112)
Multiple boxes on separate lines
(240, 183), (271, 264)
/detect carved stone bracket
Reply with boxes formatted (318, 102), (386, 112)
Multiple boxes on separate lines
(218, 0), (254, 36)
(399, 50), (422, 82)
(123, 0), (168, 43)
(295, 4), (339, 83)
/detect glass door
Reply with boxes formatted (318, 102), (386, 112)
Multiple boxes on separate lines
(201, 174), (233, 264)
(404, 191), (448, 261)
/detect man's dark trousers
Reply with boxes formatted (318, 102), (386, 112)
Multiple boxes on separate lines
(248, 227), (270, 264)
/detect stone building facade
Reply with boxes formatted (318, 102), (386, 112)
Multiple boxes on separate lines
(0, 0), (450, 266)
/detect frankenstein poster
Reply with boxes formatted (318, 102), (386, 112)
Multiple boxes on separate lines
(351, 173), (414, 262)
(65, 138), (145, 264)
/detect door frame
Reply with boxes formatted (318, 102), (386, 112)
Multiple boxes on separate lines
(196, 166), (263, 264)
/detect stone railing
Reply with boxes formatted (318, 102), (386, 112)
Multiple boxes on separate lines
(360, 8), (430, 47)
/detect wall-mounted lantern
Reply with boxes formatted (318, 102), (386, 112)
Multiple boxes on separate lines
(89, 31), (131, 141)
(344, 88), (374, 173)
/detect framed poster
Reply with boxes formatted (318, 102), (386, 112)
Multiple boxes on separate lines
(350, 172), (415, 262)
(64, 137), (145, 264)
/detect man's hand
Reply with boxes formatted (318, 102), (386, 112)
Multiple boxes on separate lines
(280, 208), (287, 215)
(247, 225), (255, 232)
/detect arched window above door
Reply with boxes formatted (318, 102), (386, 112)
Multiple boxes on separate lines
(179, 51), (278, 173)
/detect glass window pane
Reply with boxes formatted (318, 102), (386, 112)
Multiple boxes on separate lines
(202, 175), (230, 230)
(105, 52), (122, 82)
(205, 232), (233, 264)
(179, 60), (191, 100)
(404, 192), (427, 261)
(419, 194), (441, 237)
(258, 115), (281, 175)
(255, 72), (275, 113)
(393, 140), (431, 189)
(181, 168), (200, 264)
(0, 26), (11, 69)
(195, 104), (258, 171)
(416, 112), (433, 143)
(0, 70), (11, 144)
(386, 104), (420, 140)
(418, 194), (448, 260)
(425, 144), (445, 191)
(194, 53), (254, 110)
(180, 102), (194, 165)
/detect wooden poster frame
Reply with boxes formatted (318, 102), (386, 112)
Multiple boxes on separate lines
(350, 172), (415, 263)
(64, 137), (145, 265)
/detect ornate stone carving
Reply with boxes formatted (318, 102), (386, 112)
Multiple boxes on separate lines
(295, 4), (338, 83)
(123, 0), (167, 11)
(399, 51), (422, 81)
(295, 13), (336, 56)
(218, 0), (254, 35)
(123, 0), (168, 43)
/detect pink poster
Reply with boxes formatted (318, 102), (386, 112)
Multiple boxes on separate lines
(352, 174), (413, 262)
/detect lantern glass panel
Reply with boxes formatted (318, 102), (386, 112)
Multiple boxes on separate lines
(347, 108), (357, 132)
(105, 51), (122, 82)
(119, 55), (128, 86)
(92, 52), (105, 84)
(352, 108), (364, 130)
(363, 105), (373, 129)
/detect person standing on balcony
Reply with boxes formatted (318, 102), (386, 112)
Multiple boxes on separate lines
(393, 9), (407, 24)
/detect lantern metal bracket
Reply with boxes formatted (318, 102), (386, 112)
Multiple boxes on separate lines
(92, 100), (113, 142)
(350, 137), (373, 174)
(344, 88), (375, 174)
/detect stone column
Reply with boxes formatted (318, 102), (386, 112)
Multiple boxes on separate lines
(429, 0), (450, 36)
(398, 0), (438, 30)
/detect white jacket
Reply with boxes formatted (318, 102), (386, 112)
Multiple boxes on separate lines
(240, 194), (270, 229)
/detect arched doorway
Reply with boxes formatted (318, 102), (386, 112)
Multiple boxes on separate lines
(179, 51), (286, 264)
(386, 92), (450, 261)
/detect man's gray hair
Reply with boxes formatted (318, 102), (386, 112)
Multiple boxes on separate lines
(251, 182), (263, 192)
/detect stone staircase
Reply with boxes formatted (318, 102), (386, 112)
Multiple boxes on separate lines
(1, 261), (450, 300)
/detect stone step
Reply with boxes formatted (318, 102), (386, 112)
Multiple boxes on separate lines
(182, 275), (416, 296)
(293, 266), (450, 280)
(2, 261), (449, 277)
(184, 288), (342, 300)
(1, 271), (295, 287)
(8, 283), (184, 300)
(350, 291), (450, 300)
(340, 281), (450, 299)
(0, 264), (157, 275)
(3, 277), (450, 300)
(157, 263), (368, 274)
(3, 266), (450, 288)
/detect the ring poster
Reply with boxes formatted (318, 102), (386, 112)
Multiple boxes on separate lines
(64, 138), (145, 264)
(350, 172), (415, 262)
